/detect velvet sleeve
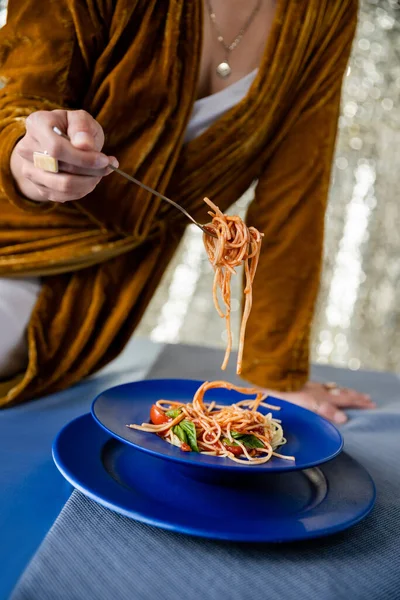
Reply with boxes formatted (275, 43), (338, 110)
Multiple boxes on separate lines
(241, 6), (357, 391)
(0, 0), (106, 211)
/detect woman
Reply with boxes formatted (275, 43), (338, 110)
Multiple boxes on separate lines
(0, 0), (374, 420)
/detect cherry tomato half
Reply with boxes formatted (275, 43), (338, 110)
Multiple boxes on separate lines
(150, 404), (170, 425)
(222, 440), (243, 457)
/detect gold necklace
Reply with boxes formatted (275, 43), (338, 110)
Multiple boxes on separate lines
(206, 0), (263, 79)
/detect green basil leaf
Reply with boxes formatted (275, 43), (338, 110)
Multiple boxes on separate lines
(241, 436), (264, 449)
(231, 431), (247, 441)
(222, 438), (239, 447)
(173, 424), (188, 444)
(166, 409), (182, 419)
(179, 420), (199, 452)
(231, 431), (264, 449)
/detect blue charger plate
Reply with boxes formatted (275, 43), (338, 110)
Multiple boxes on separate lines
(91, 378), (343, 472)
(53, 414), (376, 543)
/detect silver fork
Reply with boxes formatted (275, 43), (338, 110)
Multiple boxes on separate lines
(53, 127), (217, 238)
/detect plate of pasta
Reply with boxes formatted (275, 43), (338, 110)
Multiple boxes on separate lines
(91, 378), (343, 473)
(53, 413), (375, 542)
(54, 197), (375, 541)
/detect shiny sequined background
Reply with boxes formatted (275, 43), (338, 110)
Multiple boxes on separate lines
(1, 1), (398, 373)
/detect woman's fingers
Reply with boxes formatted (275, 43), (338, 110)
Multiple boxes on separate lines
(11, 109), (120, 203)
(266, 381), (376, 425)
(66, 109), (105, 151)
(23, 161), (101, 203)
(57, 158), (118, 177)
(326, 389), (375, 408)
(305, 381), (375, 408)
(25, 110), (109, 170)
(314, 401), (348, 424)
(17, 136), (118, 177)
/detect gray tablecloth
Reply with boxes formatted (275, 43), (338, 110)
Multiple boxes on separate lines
(11, 344), (400, 600)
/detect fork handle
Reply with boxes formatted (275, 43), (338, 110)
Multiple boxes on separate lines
(52, 126), (215, 236)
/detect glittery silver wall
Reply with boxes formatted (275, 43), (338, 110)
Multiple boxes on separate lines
(0, 2), (6, 26)
(313, 0), (400, 372)
(137, 0), (400, 375)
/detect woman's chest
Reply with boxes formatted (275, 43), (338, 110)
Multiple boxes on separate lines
(197, 0), (277, 99)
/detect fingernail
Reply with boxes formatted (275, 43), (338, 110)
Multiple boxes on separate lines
(109, 158), (119, 169)
(71, 132), (92, 146)
(96, 154), (110, 168)
(363, 398), (375, 406)
(334, 412), (347, 424)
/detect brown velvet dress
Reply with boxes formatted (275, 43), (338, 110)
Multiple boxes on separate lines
(0, 0), (358, 406)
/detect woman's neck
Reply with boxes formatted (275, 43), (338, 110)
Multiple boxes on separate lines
(197, 0), (277, 99)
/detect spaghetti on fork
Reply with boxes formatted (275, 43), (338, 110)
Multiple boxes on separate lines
(203, 198), (263, 374)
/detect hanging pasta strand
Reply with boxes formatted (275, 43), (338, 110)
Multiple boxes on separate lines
(203, 198), (263, 374)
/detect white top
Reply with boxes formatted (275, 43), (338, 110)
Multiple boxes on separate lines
(184, 68), (258, 143)
(0, 69), (258, 378)
(0, 277), (41, 378)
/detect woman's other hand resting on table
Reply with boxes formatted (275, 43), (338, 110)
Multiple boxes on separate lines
(265, 381), (376, 424)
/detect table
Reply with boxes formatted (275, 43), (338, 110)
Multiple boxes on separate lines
(0, 337), (162, 600)
(1, 338), (400, 600)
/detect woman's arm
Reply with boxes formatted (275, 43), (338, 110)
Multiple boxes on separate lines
(241, 4), (356, 394)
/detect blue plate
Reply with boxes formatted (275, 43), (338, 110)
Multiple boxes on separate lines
(91, 378), (343, 472)
(53, 414), (376, 542)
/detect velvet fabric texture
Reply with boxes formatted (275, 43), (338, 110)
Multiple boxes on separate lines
(0, 0), (357, 406)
